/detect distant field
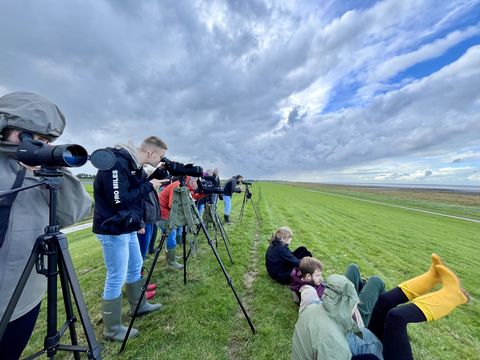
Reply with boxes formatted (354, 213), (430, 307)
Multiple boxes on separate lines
(287, 182), (480, 221)
(24, 182), (479, 359)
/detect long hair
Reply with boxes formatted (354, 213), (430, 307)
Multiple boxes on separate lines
(269, 226), (293, 244)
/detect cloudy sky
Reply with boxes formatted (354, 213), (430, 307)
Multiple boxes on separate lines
(1, 0), (479, 185)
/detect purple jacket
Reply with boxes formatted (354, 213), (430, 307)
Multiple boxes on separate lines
(289, 267), (324, 300)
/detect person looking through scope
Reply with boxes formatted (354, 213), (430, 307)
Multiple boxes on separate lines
(93, 136), (167, 341)
(222, 174), (243, 224)
(158, 175), (199, 269)
(0, 92), (92, 359)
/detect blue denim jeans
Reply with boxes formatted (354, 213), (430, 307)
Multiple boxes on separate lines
(223, 195), (231, 215)
(97, 232), (143, 300)
(198, 203), (205, 217)
(158, 222), (182, 250)
(137, 223), (154, 259)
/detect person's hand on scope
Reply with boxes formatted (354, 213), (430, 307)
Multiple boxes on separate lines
(150, 178), (169, 188)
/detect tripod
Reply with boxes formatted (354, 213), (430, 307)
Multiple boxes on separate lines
(0, 168), (101, 360)
(120, 177), (255, 353)
(238, 183), (259, 223)
(197, 202), (233, 264)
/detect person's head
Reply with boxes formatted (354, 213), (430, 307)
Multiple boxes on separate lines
(213, 168), (219, 176)
(270, 226), (293, 245)
(187, 176), (198, 191)
(0, 91), (65, 144)
(234, 174), (243, 184)
(137, 136), (168, 167)
(299, 257), (324, 286)
(322, 274), (359, 332)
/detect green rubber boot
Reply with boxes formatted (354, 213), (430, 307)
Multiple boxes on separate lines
(125, 278), (163, 316)
(102, 296), (139, 341)
(166, 248), (184, 270)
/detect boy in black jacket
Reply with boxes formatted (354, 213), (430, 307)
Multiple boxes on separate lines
(93, 136), (167, 341)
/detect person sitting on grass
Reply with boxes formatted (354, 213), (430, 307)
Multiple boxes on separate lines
(292, 254), (470, 360)
(291, 257), (385, 326)
(289, 257), (325, 312)
(265, 226), (313, 285)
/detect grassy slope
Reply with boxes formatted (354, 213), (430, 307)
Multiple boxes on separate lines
(287, 182), (480, 221)
(24, 182), (479, 359)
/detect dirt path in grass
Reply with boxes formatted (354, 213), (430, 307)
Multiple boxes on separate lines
(227, 203), (261, 359)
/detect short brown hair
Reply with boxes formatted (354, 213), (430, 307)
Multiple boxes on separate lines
(299, 257), (323, 276)
(141, 136), (168, 150)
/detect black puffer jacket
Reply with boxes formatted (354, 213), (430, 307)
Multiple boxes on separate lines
(93, 148), (154, 235)
(265, 239), (300, 285)
(223, 177), (241, 196)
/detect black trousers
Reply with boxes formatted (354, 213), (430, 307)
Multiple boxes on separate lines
(368, 287), (426, 360)
(0, 302), (41, 360)
(292, 246), (312, 260)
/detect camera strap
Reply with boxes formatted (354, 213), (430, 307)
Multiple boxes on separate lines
(0, 167), (26, 247)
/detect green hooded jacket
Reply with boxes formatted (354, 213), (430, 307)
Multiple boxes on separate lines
(292, 274), (359, 360)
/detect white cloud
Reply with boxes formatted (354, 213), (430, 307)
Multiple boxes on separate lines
(0, 0), (479, 184)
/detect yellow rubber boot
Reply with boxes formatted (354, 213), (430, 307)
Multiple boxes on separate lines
(412, 265), (469, 321)
(398, 253), (444, 300)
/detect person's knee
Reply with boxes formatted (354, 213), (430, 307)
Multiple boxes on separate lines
(347, 263), (359, 270)
(367, 275), (385, 292)
(375, 291), (395, 310)
(385, 307), (408, 327)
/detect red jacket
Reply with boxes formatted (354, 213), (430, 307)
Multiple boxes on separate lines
(158, 179), (198, 220)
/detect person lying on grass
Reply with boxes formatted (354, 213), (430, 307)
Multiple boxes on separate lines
(265, 226), (313, 285)
(292, 254), (470, 360)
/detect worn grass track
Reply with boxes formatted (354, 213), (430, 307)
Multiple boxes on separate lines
(23, 182), (479, 359)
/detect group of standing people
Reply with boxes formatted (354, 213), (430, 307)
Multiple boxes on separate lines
(0, 90), (247, 360)
(265, 226), (470, 360)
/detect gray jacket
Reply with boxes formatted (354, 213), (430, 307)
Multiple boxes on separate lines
(0, 150), (91, 321)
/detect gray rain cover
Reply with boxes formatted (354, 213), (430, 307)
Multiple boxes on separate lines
(0, 91), (65, 139)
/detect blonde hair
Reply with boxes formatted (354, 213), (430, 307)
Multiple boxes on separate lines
(299, 257), (323, 276)
(141, 136), (168, 151)
(270, 226), (293, 244)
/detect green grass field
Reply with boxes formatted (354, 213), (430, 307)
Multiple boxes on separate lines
(24, 182), (479, 359)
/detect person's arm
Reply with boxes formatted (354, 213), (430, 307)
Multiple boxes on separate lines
(279, 246), (300, 267)
(56, 169), (92, 228)
(233, 179), (242, 193)
(299, 285), (321, 313)
(103, 158), (154, 211)
(167, 183), (177, 210)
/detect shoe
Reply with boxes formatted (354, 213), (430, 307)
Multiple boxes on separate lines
(166, 248), (184, 270)
(412, 265), (470, 321)
(102, 296), (139, 341)
(146, 289), (156, 300)
(147, 283), (157, 291)
(224, 215), (231, 224)
(125, 278), (163, 316)
(398, 253), (445, 300)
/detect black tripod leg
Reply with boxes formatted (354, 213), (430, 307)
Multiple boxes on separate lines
(249, 198), (260, 223)
(216, 212), (231, 245)
(238, 193), (247, 222)
(197, 219), (255, 334)
(0, 240), (42, 341)
(57, 236), (102, 360)
(57, 250), (81, 360)
(213, 215), (233, 264)
(183, 226), (187, 285)
(120, 232), (168, 354)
